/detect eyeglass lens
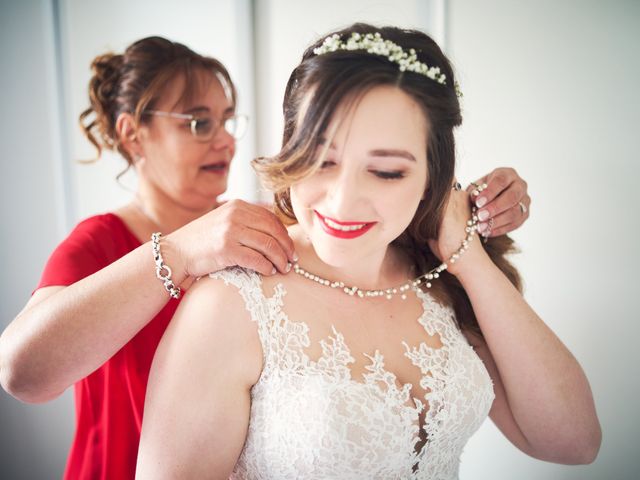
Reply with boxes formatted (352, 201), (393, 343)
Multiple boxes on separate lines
(190, 115), (248, 140)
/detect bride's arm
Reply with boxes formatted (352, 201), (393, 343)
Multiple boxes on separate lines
(136, 275), (263, 479)
(432, 190), (601, 464)
(458, 254), (601, 464)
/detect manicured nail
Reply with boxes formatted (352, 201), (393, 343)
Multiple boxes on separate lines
(286, 262), (292, 273)
(271, 267), (277, 275)
(477, 222), (488, 233)
(476, 197), (487, 208)
(478, 209), (490, 221)
(293, 252), (299, 262)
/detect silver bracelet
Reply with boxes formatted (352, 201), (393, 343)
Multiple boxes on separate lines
(151, 232), (181, 299)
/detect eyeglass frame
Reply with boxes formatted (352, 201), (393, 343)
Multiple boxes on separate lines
(143, 110), (249, 141)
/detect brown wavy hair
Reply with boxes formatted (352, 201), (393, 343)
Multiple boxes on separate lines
(253, 24), (521, 337)
(79, 36), (236, 165)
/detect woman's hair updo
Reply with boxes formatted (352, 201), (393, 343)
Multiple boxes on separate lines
(79, 36), (235, 164)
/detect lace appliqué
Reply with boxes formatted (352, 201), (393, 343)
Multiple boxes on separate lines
(210, 267), (495, 480)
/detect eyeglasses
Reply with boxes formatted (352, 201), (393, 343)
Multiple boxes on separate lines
(144, 110), (249, 141)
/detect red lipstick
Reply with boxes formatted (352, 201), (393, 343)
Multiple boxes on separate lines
(314, 210), (376, 239)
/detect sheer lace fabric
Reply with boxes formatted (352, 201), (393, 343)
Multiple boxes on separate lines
(210, 267), (494, 480)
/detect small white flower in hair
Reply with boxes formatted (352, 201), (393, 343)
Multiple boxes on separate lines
(313, 31), (460, 96)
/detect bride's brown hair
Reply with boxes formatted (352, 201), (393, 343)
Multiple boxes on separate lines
(253, 23), (520, 337)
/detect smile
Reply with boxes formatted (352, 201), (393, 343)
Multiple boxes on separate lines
(314, 211), (376, 239)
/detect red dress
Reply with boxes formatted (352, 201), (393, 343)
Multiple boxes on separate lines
(36, 213), (180, 479)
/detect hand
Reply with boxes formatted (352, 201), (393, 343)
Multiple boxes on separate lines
(168, 200), (297, 278)
(467, 167), (531, 237)
(427, 185), (488, 277)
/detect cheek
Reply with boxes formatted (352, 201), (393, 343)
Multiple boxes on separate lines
(290, 186), (311, 229)
(380, 178), (426, 233)
(290, 178), (324, 217)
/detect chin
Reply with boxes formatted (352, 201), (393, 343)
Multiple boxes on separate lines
(310, 236), (374, 269)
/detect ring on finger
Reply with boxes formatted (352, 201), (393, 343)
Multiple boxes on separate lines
(518, 201), (528, 214)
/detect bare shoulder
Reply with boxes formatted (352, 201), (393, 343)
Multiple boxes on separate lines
(138, 270), (263, 478)
(161, 269), (264, 388)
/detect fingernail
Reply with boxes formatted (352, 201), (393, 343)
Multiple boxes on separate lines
(271, 267), (277, 275)
(478, 209), (489, 221)
(293, 252), (299, 262)
(286, 262), (292, 273)
(476, 197), (487, 208)
(477, 222), (488, 233)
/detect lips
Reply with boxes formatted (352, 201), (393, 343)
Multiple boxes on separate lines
(314, 210), (376, 239)
(200, 161), (229, 174)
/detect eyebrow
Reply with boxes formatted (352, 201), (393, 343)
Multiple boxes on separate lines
(183, 106), (235, 116)
(181, 106), (209, 116)
(318, 140), (417, 163)
(368, 149), (416, 162)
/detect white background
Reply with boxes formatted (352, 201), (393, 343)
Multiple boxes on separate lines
(1, 0), (638, 478)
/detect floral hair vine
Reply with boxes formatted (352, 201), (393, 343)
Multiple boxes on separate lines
(313, 32), (463, 97)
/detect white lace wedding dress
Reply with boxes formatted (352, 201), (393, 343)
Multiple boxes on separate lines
(211, 267), (495, 480)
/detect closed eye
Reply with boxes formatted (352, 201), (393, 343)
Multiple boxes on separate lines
(320, 160), (336, 169)
(370, 170), (405, 180)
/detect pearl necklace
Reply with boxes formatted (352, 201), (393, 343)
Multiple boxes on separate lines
(293, 206), (480, 300)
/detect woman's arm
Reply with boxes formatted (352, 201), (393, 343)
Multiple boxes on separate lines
(0, 201), (293, 404)
(136, 274), (263, 479)
(431, 189), (600, 464)
(0, 244), (179, 403)
(458, 254), (601, 464)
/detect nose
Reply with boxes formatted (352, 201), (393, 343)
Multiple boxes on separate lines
(211, 125), (236, 151)
(325, 167), (364, 219)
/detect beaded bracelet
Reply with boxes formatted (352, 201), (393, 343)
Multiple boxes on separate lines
(151, 232), (181, 299)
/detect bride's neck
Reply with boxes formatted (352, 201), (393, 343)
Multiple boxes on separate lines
(288, 225), (413, 290)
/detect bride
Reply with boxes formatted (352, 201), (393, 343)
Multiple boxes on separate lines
(135, 24), (601, 479)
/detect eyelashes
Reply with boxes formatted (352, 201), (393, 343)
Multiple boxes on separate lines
(319, 161), (406, 181)
(372, 170), (405, 180)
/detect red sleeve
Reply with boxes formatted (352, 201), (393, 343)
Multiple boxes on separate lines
(36, 214), (139, 290)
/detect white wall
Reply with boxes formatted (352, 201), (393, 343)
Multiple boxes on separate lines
(0, 3), (75, 477)
(449, 1), (640, 479)
(1, 0), (638, 478)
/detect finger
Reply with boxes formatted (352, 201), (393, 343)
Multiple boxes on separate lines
(478, 200), (530, 237)
(475, 181), (527, 225)
(234, 203), (298, 262)
(475, 169), (520, 210)
(480, 206), (520, 233)
(231, 245), (279, 276)
(494, 194), (530, 231)
(466, 174), (488, 194)
(481, 181), (527, 219)
(237, 227), (292, 274)
(487, 222), (517, 238)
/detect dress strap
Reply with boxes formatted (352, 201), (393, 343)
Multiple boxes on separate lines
(207, 267), (276, 369)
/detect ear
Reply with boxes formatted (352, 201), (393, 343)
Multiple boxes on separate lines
(115, 112), (143, 160)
